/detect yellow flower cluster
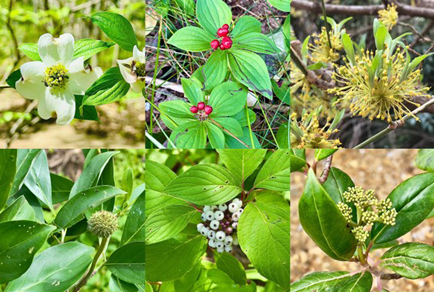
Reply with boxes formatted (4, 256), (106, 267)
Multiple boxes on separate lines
(329, 48), (430, 122)
(337, 202), (353, 222)
(378, 4), (398, 31)
(352, 226), (369, 243)
(310, 26), (343, 63)
(290, 112), (341, 149)
(43, 64), (70, 89)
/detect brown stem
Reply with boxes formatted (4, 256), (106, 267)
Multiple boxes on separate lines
(319, 155), (333, 183)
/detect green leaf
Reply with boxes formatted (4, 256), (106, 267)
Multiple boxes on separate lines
(91, 12), (138, 51)
(342, 33), (355, 65)
(145, 161), (187, 217)
(74, 95), (99, 121)
(181, 78), (204, 105)
(203, 50), (228, 91)
(0, 197), (35, 222)
(159, 100), (195, 119)
(121, 191), (145, 245)
(254, 150), (290, 191)
(82, 67), (130, 107)
(276, 123), (289, 148)
(106, 242), (146, 285)
(208, 82), (248, 117)
(145, 236), (207, 282)
(299, 169), (357, 261)
(6, 70), (21, 89)
(315, 149), (338, 161)
(109, 276), (139, 292)
(23, 150), (52, 210)
(329, 272), (372, 292)
(51, 173), (74, 204)
(168, 26), (214, 52)
(18, 43), (41, 61)
(289, 149), (306, 172)
(215, 252), (247, 285)
(172, 262), (201, 292)
(0, 220), (55, 284)
(380, 243), (434, 279)
(238, 193), (290, 290)
(232, 16), (262, 38)
(213, 117), (243, 137)
(217, 149), (266, 182)
(164, 164), (242, 205)
(225, 127), (261, 149)
(172, 122), (207, 149)
(371, 173), (434, 244)
(291, 271), (372, 292)
(55, 186), (126, 228)
(268, 0), (290, 12)
(228, 50), (273, 99)
(0, 149), (17, 210)
(145, 205), (197, 244)
(172, 0), (196, 15)
(73, 39), (115, 60)
(415, 149), (434, 172)
(5, 242), (93, 292)
(205, 122), (225, 149)
(233, 32), (280, 55)
(70, 151), (119, 198)
(196, 0), (232, 36)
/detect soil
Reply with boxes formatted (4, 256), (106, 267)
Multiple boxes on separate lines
(291, 149), (434, 292)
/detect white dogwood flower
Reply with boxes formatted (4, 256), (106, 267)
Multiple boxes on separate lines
(117, 46), (146, 93)
(15, 33), (103, 125)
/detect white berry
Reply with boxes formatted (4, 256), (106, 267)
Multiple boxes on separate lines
(216, 231), (226, 241)
(210, 220), (219, 230)
(233, 198), (242, 208)
(197, 223), (204, 232)
(203, 205), (211, 213)
(211, 205), (218, 211)
(216, 246), (224, 253)
(232, 212), (240, 221)
(232, 222), (238, 229)
(207, 230), (216, 239)
(216, 241), (224, 249)
(228, 203), (239, 213)
(225, 235), (233, 245)
(238, 208), (244, 214)
(224, 245), (233, 253)
(205, 211), (214, 221)
(200, 227), (209, 236)
(218, 203), (227, 211)
(201, 213), (207, 221)
(209, 239), (216, 248)
(214, 211), (224, 221)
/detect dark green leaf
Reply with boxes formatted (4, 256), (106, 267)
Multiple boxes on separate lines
(106, 242), (146, 284)
(10, 150), (41, 196)
(0, 196), (35, 222)
(73, 39), (115, 60)
(415, 149), (434, 172)
(215, 252), (247, 285)
(0, 150), (17, 210)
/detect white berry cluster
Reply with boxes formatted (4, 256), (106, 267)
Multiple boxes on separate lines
(196, 198), (243, 253)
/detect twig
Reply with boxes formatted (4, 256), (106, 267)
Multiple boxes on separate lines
(318, 155), (333, 183)
(354, 98), (434, 149)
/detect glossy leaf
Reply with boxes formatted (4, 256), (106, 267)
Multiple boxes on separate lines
(208, 82), (248, 117)
(0, 221), (55, 284)
(217, 149), (266, 182)
(415, 149), (434, 172)
(232, 16), (262, 38)
(228, 50), (273, 99)
(181, 78), (204, 105)
(299, 169), (357, 261)
(5, 242), (93, 292)
(145, 236), (207, 282)
(18, 43), (40, 61)
(268, 0), (290, 12)
(51, 173), (73, 204)
(159, 100), (195, 119)
(168, 26), (214, 52)
(121, 191), (145, 245)
(172, 122), (207, 149)
(10, 149), (41, 196)
(91, 12), (138, 51)
(289, 149), (306, 172)
(329, 272), (372, 292)
(73, 39), (115, 60)
(0, 150), (17, 210)
(238, 193), (290, 290)
(315, 149), (338, 161)
(70, 151), (119, 198)
(23, 150), (52, 210)
(106, 242), (146, 285)
(164, 164), (242, 205)
(371, 173), (434, 243)
(196, 0), (232, 36)
(0, 196), (35, 222)
(109, 276), (139, 292)
(380, 243), (434, 279)
(55, 186), (126, 228)
(145, 205), (197, 244)
(74, 95), (99, 121)
(215, 247), (247, 285)
(291, 271), (371, 292)
(254, 150), (290, 191)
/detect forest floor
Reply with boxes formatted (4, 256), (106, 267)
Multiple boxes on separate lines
(291, 149), (434, 292)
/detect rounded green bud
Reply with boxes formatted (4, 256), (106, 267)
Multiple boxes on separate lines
(88, 211), (118, 238)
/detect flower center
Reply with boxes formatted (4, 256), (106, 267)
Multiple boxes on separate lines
(133, 61), (146, 77)
(43, 64), (69, 89)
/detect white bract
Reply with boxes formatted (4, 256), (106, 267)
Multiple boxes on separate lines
(117, 45), (147, 93)
(15, 33), (102, 125)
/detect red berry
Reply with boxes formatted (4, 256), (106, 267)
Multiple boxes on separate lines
(210, 39), (220, 50)
(204, 105), (213, 115)
(221, 37), (233, 49)
(217, 28), (229, 37)
(222, 24), (229, 30)
(220, 43), (226, 50)
(190, 106), (198, 113)
(197, 102), (205, 110)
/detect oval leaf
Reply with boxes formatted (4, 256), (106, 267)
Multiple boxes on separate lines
(106, 242), (145, 285)
(254, 150), (291, 191)
(168, 26), (214, 52)
(0, 150), (17, 210)
(196, 0), (232, 36)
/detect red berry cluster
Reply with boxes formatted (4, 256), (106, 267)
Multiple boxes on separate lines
(190, 101), (213, 115)
(210, 24), (233, 50)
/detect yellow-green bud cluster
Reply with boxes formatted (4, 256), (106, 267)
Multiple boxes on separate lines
(337, 202), (352, 222)
(352, 226), (369, 243)
(88, 211), (118, 238)
(43, 64), (69, 89)
(343, 187), (377, 208)
(361, 210), (378, 225)
(378, 4), (398, 31)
